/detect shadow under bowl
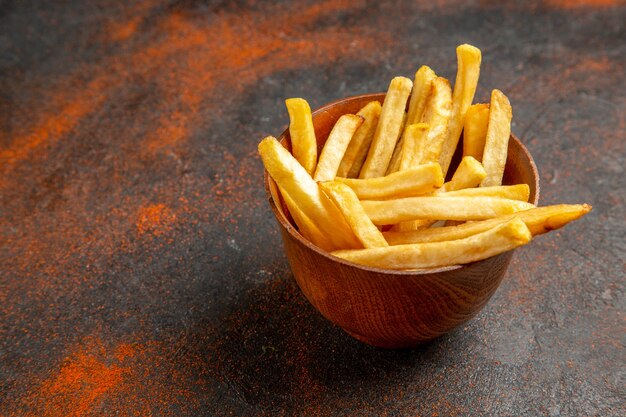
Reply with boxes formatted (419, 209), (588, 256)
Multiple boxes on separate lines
(263, 93), (540, 348)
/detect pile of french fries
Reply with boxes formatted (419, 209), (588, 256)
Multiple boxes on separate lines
(260, 44), (591, 270)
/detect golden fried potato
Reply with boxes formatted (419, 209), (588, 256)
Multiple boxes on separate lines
(360, 77), (412, 178)
(387, 67), (437, 174)
(320, 182), (388, 248)
(442, 184), (530, 201)
(398, 123), (430, 172)
(314, 114), (363, 181)
(259, 136), (361, 249)
(337, 101), (382, 178)
(362, 196), (534, 225)
(420, 77), (453, 164)
(406, 66), (437, 125)
(441, 156), (486, 192)
(333, 218), (531, 269)
(463, 103), (490, 161)
(383, 204), (592, 245)
(481, 89), (512, 187)
(285, 98), (317, 175)
(390, 156), (486, 232)
(335, 162), (443, 200)
(439, 44), (482, 175)
(280, 186), (335, 251)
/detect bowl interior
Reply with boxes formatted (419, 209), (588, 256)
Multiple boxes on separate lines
(264, 93), (540, 273)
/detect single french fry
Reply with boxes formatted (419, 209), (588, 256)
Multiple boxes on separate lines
(335, 162), (443, 200)
(398, 123), (430, 171)
(386, 142), (403, 175)
(386, 112), (410, 175)
(442, 184), (530, 202)
(441, 156), (486, 192)
(280, 186), (335, 251)
(337, 101), (382, 178)
(525, 204), (593, 235)
(320, 182), (388, 248)
(439, 44), (482, 175)
(420, 77), (452, 164)
(334, 218), (531, 269)
(463, 103), (490, 161)
(314, 114), (364, 181)
(360, 77), (412, 178)
(285, 98), (317, 175)
(406, 66), (437, 125)
(384, 204), (592, 245)
(362, 196), (534, 225)
(259, 136), (361, 249)
(481, 89), (512, 187)
(390, 155), (486, 232)
(386, 112), (408, 175)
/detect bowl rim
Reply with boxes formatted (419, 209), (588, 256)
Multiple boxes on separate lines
(263, 92), (540, 275)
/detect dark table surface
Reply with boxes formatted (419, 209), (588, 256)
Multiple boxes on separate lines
(1, 1), (624, 416)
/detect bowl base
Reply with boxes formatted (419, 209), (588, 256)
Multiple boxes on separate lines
(343, 329), (436, 349)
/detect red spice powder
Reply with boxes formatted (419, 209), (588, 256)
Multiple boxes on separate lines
(137, 1), (382, 153)
(136, 203), (177, 236)
(114, 344), (137, 362)
(17, 336), (207, 417)
(1, 0), (385, 167)
(0, 76), (111, 166)
(27, 340), (130, 417)
(570, 56), (612, 73)
(144, 111), (191, 152)
(108, 16), (142, 42)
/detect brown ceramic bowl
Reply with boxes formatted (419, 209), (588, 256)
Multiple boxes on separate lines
(263, 93), (539, 348)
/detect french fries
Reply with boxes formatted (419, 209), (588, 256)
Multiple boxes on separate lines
(337, 101), (382, 178)
(441, 156), (486, 192)
(320, 182), (388, 248)
(463, 103), (490, 161)
(385, 112), (409, 175)
(389, 218), (432, 233)
(406, 66), (437, 125)
(386, 123), (407, 175)
(280, 186), (335, 251)
(362, 196), (534, 225)
(442, 184), (530, 201)
(259, 136), (361, 250)
(390, 156), (487, 232)
(439, 44), (482, 175)
(333, 218), (531, 269)
(260, 44), (591, 271)
(420, 77), (452, 164)
(314, 114), (363, 181)
(398, 123), (430, 171)
(383, 204), (592, 245)
(360, 77), (412, 178)
(335, 162), (443, 200)
(386, 66), (437, 174)
(285, 98), (317, 175)
(481, 89), (512, 187)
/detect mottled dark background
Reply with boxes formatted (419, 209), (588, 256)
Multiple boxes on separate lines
(1, 0), (624, 416)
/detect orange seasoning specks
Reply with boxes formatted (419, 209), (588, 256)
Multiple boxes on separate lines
(35, 340), (128, 417)
(136, 204), (177, 236)
(108, 16), (142, 42)
(2, 0), (384, 165)
(0, 77), (108, 166)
